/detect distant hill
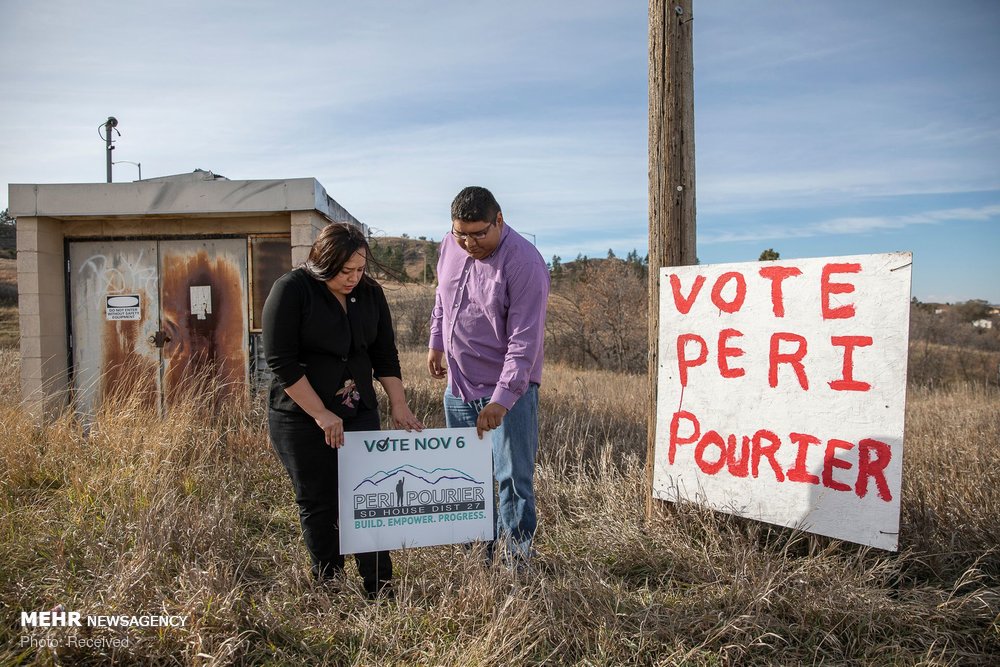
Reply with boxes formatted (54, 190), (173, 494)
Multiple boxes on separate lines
(551, 252), (648, 282)
(368, 235), (439, 283)
(368, 236), (650, 283)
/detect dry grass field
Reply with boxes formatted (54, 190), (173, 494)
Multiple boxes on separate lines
(0, 273), (997, 664)
(1, 343), (998, 665)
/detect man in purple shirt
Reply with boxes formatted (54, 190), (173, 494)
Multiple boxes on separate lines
(428, 186), (549, 563)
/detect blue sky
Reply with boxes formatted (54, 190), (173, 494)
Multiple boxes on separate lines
(1, 0), (997, 303)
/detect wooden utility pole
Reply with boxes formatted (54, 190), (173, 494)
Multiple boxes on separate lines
(647, 0), (696, 516)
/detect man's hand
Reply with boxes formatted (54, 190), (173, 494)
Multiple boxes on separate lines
(427, 349), (447, 379)
(476, 402), (508, 438)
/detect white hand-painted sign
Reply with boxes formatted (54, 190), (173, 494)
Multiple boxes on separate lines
(652, 252), (912, 550)
(339, 427), (493, 553)
(105, 294), (141, 321)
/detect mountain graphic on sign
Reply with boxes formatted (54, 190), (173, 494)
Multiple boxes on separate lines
(354, 464), (483, 491)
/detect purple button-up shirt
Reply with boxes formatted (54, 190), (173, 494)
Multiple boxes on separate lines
(429, 224), (549, 410)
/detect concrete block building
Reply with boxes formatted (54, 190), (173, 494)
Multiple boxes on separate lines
(9, 171), (364, 419)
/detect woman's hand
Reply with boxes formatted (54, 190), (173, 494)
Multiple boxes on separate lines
(391, 404), (424, 432)
(314, 409), (346, 448)
(377, 376), (425, 432)
(281, 377), (345, 447)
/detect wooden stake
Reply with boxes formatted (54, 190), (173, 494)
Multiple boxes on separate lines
(647, 0), (697, 518)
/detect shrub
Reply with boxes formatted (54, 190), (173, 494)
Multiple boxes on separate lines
(546, 259), (647, 374)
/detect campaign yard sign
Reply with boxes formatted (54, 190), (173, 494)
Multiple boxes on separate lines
(339, 427), (493, 554)
(652, 252), (912, 550)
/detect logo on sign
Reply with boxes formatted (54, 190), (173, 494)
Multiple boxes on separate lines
(353, 464), (486, 525)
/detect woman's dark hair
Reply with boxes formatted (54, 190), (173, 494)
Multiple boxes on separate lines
(304, 223), (371, 282)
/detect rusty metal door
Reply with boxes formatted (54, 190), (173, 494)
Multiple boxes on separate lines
(69, 240), (162, 417)
(158, 239), (249, 406)
(68, 238), (249, 416)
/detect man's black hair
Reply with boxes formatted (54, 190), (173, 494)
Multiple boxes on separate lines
(451, 186), (501, 223)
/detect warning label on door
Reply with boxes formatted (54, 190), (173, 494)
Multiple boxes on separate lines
(106, 295), (141, 321)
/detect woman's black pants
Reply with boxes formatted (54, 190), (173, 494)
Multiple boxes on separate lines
(269, 406), (392, 594)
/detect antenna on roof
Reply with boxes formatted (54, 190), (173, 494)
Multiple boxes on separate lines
(98, 117), (120, 183)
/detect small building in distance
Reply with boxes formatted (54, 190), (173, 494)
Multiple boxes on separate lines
(9, 170), (365, 419)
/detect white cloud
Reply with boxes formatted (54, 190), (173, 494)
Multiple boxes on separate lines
(701, 204), (1000, 245)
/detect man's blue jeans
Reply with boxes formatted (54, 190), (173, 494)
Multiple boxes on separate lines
(444, 383), (539, 558)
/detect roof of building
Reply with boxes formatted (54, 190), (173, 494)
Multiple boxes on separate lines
(140, 168), (228, 183)
(8, 173), (360, 225)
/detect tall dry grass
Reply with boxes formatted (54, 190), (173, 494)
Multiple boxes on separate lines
(1, 346), (998, 664)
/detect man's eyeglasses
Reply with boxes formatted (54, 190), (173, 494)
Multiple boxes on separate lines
(451, 218), (497, 242)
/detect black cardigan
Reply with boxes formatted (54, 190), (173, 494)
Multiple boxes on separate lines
(261, 268), (402, 418)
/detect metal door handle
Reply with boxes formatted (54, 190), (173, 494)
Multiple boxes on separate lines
(149, 331), (171, 348)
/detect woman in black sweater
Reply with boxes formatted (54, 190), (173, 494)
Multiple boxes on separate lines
(262, 222), (423, 598)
